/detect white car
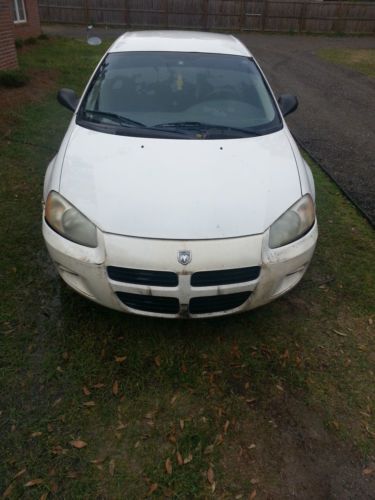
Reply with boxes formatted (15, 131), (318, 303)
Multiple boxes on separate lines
(43, 30), (318, 318)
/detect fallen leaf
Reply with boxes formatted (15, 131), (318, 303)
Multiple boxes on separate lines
(2, 483), (13, 498)
(51, 445), (68, 455)
(215, 434), (224, 445)
(363, 466), (375, 476)
(92, 383), (105, 389)
(112, 380), (119, 396)
(91, 459), (102, 464)
(25, 479), (44, 487)
(246, 398), (256, 405)
(170, 394), (178, 405)
(179, 419), (184, 431)
(176, 451), (183, 465)
(69, 440), (87, 449)
(50, 483), (58, 494)
(183, 453), (193, 464)
(249, 490), (257, 499)
(109, 459), (115, 476)
(231, 341), (241, 359)
(248, 444), (256, 450)
(82, 386), (91, 396)
(224, 420), (230, 433)
(83, 401), (95, 407)
(115, 355), (127, 363)
(40, 493), (49, 500)
(154, 355), (161, 367)
(13, 468), (27, 479)
(66, 471), (79, 479)
(165, 457), (172, 475)
(332, 329), (347, 337)
(204, 444), (214, 455)
(31, 431), (42, 438)
(52, 397), (62, 407)
(207, 466), (215, 485)
(211, 481), (216, 493)
(167, 433), (176, 444)
(250, 478), (259, 485)
(146, 483), (158, 496)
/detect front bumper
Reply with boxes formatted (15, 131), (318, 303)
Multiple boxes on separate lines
(42, 218), (318, 318)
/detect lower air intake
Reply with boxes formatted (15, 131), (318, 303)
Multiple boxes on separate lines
(116, 292), (179, 314)
(189, 292), (251, 314)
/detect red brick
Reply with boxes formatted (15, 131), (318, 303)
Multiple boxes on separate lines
(13, 0), (41, 39)
(0, 0), (18, 70)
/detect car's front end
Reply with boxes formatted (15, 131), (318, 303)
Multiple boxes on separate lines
(43, 211), (317, 318)
(42, 30), (318, 318)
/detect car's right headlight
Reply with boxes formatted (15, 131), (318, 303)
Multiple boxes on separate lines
(269, 194), (315, 249)
(45, 191), (97, 248)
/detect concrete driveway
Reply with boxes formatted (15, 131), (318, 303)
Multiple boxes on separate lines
(43, 25), (375, 224)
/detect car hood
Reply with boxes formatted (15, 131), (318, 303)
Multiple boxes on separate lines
(60, 125), (301, 239)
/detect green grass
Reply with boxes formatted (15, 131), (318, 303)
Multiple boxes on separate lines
(318, 48), (375, 77)
(0, 38), (375, 498)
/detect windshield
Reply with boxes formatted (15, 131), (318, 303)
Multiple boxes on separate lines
(77, 51), (282, 139)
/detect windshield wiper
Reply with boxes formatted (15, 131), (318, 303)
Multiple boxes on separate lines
(154, 121), (262, 137)
(82, 110), (146, 128)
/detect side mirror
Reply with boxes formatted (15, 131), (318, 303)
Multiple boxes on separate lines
(278, 94), (298, 117)
(57, 88), (79, 112)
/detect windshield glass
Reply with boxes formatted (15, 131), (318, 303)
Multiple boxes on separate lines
(77, 51), (282, 139)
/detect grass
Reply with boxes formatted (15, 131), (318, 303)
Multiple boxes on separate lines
(318, 48), (375, 77)
(0, 38), (375, 498)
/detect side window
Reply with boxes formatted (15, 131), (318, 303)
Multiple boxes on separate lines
(12, 0), (27, 23)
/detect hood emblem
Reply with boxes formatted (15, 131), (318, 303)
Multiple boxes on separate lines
(177, 250), (192, 265)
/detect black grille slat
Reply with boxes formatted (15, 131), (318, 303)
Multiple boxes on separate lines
(191, 267), (260, 287)
(108, 266), (178, 287)
(116, 292), (179, 314)
(189, 292), (251, 314)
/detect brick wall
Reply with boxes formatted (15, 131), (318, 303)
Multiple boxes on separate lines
(0, 0), (18, 70)
(13, 0), (41, 39)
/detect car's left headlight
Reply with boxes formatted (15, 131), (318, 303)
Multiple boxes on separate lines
(269, 194), (315, 249)
(45, 191), (98, 248)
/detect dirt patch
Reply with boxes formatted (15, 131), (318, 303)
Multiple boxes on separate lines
(221, 395), (375, 499)
(0, 68), (59, 136)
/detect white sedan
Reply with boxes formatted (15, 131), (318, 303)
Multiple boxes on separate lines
(43, 30), (318, 318)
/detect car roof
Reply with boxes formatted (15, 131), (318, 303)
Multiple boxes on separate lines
(109, 30), (251, 57)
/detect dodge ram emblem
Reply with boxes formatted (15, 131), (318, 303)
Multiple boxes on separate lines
(177, 250), (192, 265)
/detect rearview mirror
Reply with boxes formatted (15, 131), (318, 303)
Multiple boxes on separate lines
(278, 94), (298, 117)
(57, 88), (79, 112)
